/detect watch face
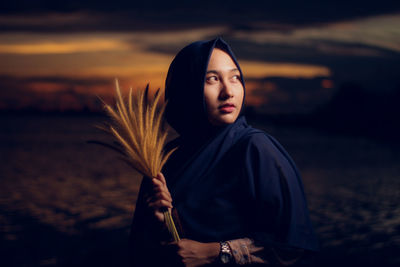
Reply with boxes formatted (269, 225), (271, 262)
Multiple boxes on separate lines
(221, 253), (231, 264)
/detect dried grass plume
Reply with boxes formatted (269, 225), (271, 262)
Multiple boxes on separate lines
(100, 79), (179, 241)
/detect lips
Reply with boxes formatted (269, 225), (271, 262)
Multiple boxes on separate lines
(218, 103), (236, 113)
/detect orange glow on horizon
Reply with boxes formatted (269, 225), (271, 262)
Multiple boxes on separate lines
(0, 30), (334, 111)
(0, 40), (130, 54)
(241, 61), (332, 79)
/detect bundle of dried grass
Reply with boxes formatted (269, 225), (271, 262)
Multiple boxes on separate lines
(101, 80), (179, 241)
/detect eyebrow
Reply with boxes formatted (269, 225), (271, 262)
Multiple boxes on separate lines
(206, 68), (240, 74)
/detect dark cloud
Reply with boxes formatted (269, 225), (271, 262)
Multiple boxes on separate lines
(1, 1), (400, 32)
(147, 36), (400, 62)
(1, 1), (399, 114)
(217, 38), (400, 91)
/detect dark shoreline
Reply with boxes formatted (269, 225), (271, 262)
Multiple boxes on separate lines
(1, 114), (399, 267)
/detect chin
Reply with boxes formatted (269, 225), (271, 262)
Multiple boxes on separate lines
(211, 114), (237, 126)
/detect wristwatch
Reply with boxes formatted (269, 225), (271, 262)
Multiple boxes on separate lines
(219, 241), (233, 264)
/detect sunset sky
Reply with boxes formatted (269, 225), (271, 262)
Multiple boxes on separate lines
(0, 1), (399, 113)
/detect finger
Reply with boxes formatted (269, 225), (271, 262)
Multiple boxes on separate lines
(151, 179), (163, 192)
(148, 199), (173, 209)
(148, 191), (172, 202)
(152, 179), (170, 194)
(157, 172), (167, 186)
(152, 185), (169, 196)
(147, 192), (172, 205)
(176, 239), (188, 248)
(155, 191), (172, 202)
(153, 212), (164, 223)
(152, 178), (165, 189)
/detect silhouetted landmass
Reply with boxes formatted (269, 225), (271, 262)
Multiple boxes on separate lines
(248, 76), (334, 114)
(0, 108), (105, 117)
(244, 80), (400, 142)
(312, 82), (400, 141)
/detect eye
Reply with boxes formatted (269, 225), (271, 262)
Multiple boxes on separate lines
(231, 75), (241, 82)
(206, 76), (218, 84)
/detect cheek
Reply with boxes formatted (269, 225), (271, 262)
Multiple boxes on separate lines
(204, 94), (212, 109)
(235, 85), (244, 105)
(204, 86), (218, 107)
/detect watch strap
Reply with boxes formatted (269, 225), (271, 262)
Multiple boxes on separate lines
(219, 241), (233, 264)
(220, 241), (231, 254)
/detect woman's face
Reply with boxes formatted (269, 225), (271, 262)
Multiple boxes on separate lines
(204, 48), (244, 126)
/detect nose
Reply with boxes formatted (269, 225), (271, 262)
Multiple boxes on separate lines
(219, 79), (233, 100)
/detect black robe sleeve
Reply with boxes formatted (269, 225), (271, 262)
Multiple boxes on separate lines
(129, 177), (172, 266)
(241, 133), (318, 252)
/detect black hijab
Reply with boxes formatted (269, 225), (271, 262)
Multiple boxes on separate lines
(161, 37), (319, 251)
(165, 37), (245, 140)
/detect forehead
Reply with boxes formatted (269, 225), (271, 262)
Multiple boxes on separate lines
(207, 48), (238, 70)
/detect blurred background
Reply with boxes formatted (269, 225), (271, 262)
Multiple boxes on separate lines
(1, 1), (399, 266)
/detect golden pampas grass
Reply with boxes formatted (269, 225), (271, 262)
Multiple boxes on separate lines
(101, 80), (180, 242)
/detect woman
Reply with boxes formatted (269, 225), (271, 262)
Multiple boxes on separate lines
(130, 37), (318, 266)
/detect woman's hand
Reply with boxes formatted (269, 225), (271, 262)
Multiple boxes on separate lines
(169, 239), (220, 267)
(146, 172), (173, 223)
